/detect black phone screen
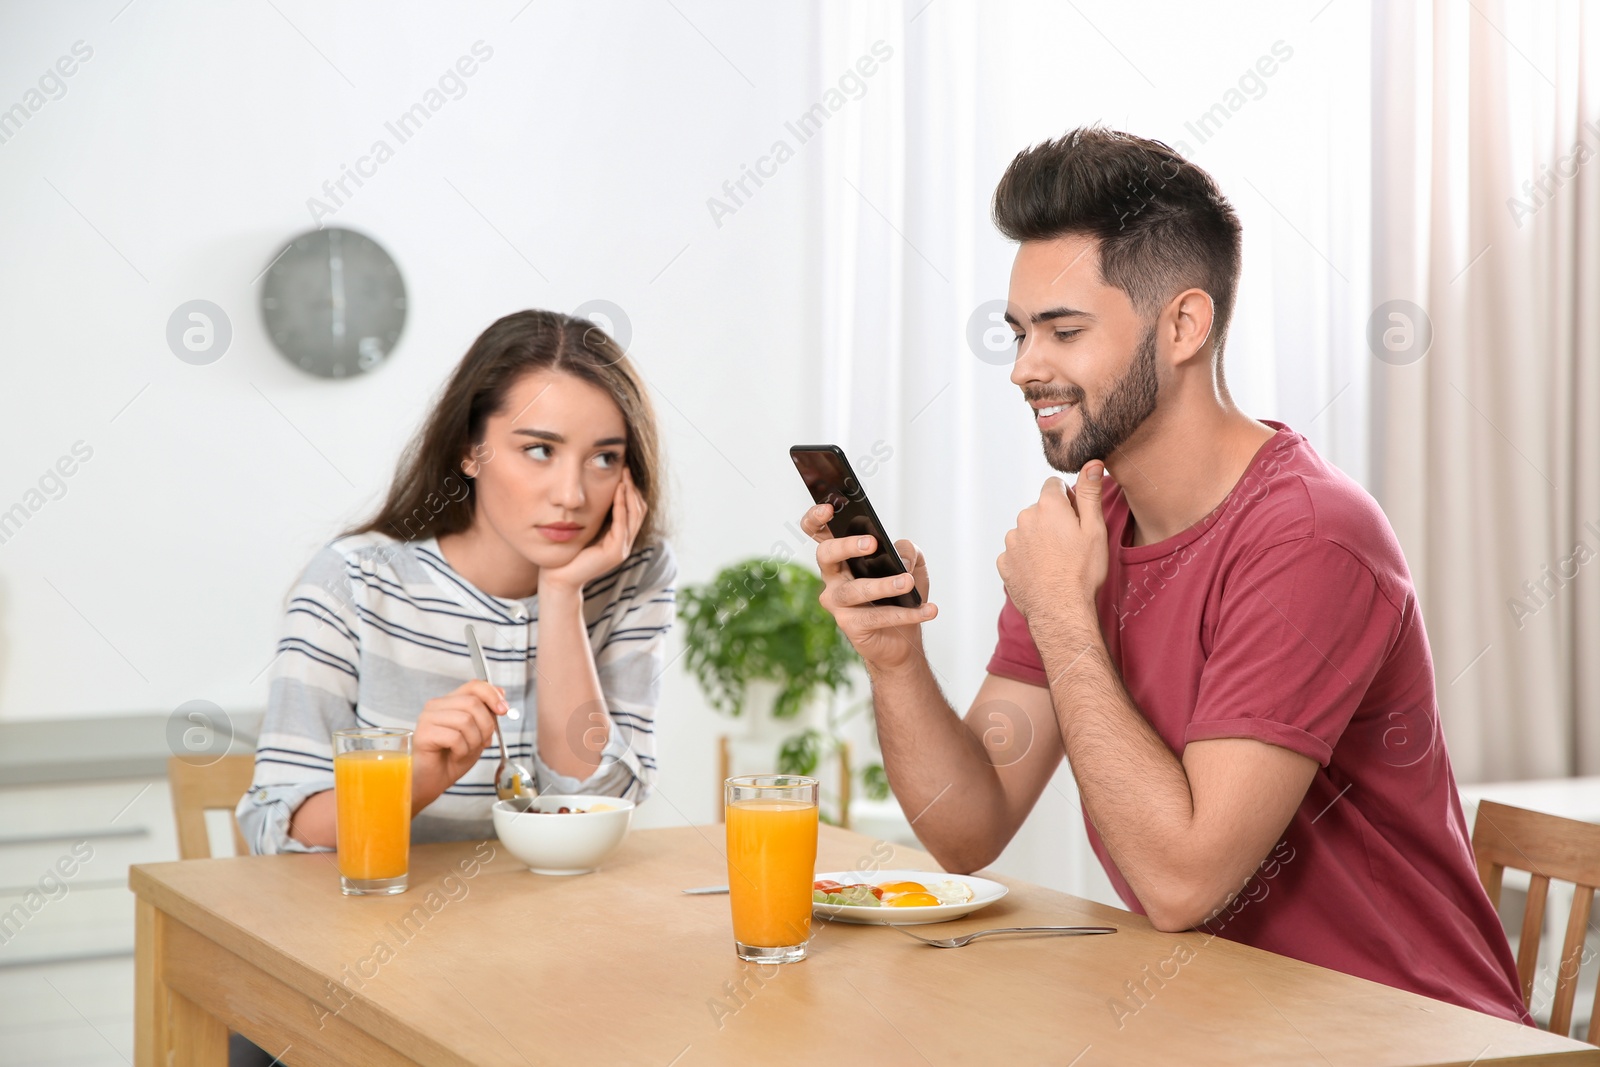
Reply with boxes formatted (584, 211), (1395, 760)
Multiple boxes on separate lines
(789, 445), (921, 609)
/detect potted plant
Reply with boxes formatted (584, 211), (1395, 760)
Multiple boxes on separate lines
(678, 557), (891, 823)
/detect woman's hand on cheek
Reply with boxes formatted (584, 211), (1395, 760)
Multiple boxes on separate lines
(537, 469), (647, 599)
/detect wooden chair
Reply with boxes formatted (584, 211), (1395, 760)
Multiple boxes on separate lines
(1471, 799), (1600, 1043)
(167, 754), (257, 860)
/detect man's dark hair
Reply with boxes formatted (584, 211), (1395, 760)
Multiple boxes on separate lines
(993, 126), (1243, 364)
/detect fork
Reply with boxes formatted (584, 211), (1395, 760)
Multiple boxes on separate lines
(891, 924), (1117, 948)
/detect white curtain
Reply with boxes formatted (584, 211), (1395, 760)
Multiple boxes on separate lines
(1372, 0), (1600, 782)
(815, 0), (1370, 902)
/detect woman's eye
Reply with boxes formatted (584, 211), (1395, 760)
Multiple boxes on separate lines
(524, 444), (552, 460)
(593, 451), (621, 469)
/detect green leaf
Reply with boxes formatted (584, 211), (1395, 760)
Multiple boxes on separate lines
(777, 729), (823, 777)
(861, 762), (890, 801)
(678, 558), (859, 719)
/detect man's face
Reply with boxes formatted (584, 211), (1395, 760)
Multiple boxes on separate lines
(1006, 235), (1160, 474)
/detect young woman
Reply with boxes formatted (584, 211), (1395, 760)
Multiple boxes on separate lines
(238, 310), (674, 853)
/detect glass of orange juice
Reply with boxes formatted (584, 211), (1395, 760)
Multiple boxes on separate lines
(724, 774), (819, 963)
(333, 728), (413, 896)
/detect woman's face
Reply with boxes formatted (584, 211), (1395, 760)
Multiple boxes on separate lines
(465, 369), (628, 569)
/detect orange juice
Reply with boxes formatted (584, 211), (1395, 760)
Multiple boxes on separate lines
(725, 798), (818, 947)
(334, 750), (412, 881)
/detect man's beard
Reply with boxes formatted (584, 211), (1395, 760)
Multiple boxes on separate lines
(1037, 323), (1159, 474)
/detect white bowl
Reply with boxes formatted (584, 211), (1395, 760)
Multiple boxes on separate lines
(491, 795), (635, 875)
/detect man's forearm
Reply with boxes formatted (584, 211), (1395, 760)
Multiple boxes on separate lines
(869, 660), (1009, 873)
(1033, 609), (1205, 923)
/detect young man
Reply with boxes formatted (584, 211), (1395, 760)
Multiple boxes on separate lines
(803, 127), (1529, 1024)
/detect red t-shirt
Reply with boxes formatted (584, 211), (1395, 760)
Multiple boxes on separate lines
(987, 423), (1529, 1024)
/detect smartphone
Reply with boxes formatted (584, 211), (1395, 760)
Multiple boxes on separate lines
(790, 444), (921, 609)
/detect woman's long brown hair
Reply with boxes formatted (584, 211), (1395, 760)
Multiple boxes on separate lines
(348, 309), (665, 547)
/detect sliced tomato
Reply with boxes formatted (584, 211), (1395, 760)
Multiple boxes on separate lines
(812, 879), (847, 893)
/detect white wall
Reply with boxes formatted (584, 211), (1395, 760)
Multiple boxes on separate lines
(0, 0), (1379, 897)
(0, 0), (824, 829)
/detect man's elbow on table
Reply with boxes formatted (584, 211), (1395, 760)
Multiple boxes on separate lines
(905, 792), (1020, 875)
(940, 852), (1001, 878)
(1143, 899), (1207, 934)
(1139, 875), (1253, 934)
(920, 832), (1005, 878)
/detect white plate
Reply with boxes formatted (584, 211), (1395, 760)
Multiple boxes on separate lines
(812, 868), (1008, 926)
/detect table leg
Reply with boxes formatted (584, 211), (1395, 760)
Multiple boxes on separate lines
(136, 897), (229, 1067)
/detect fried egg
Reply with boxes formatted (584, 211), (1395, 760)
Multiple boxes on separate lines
(926, 879), (975, 905)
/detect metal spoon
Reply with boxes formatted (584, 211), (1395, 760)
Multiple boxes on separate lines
(464, 624), (537, 810)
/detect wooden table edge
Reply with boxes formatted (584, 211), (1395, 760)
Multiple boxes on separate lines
(132, 862), (470, 1067)
(129, 829), (1600, 1067)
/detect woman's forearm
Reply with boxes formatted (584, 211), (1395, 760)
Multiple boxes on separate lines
(534, 586), (610, 779)
(287, 788), (337, 849)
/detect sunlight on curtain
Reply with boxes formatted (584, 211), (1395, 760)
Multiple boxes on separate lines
(1372, 0), (1600, 782)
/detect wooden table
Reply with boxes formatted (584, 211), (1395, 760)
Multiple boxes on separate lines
(132, 825), (1600, 1066)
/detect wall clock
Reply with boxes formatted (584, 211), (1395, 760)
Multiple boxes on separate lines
(260, 227), (407, 379)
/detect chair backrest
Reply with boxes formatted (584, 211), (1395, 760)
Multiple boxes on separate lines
(167, 754), (257, 860)
(1471, 799), (1600, 1043)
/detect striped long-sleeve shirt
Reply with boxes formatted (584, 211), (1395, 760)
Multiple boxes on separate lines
(237, 532), (676, 854)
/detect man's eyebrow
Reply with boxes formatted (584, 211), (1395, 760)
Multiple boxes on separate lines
(512, 428), (626, 448)
(1003, 306), (1096, 327)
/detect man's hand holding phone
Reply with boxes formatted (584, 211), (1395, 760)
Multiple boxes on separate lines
(803, 502), (938, 675)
